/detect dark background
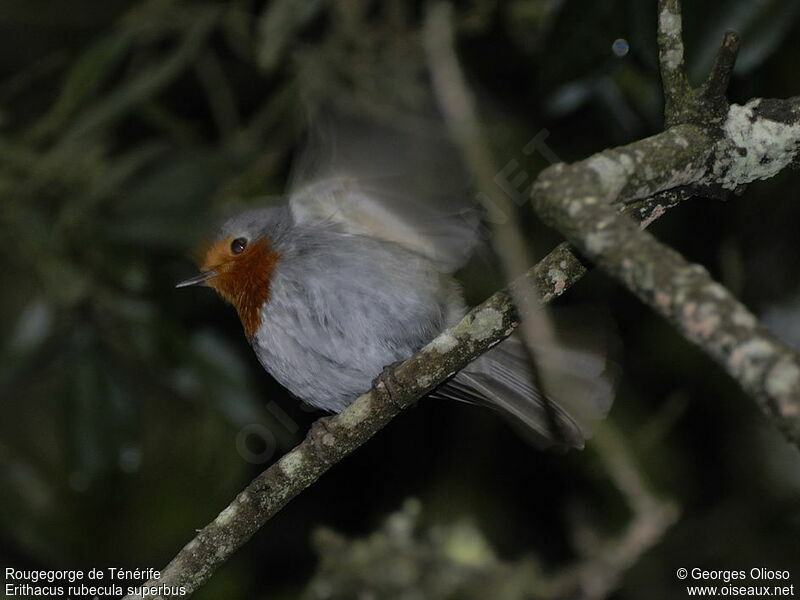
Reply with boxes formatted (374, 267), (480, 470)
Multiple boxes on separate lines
(1, 1), (799, 598)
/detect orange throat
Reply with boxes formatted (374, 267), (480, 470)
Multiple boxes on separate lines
(202, 238), (280, 338)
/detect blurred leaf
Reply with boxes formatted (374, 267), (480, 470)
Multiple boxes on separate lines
(256, 0), (326, 71)
(5, 297), (54, 356)
(178, 329), (266, 426)
(689, 0), (800, 79)
(27, 31), (136, 141)
(221, 0), (257, 62)
(60, 6), (220, 142)
(107, 154), (222, 247)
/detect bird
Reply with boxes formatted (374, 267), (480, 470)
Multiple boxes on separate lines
(177, 123), (613, 448)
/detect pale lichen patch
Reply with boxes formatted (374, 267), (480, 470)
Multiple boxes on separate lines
(430, 332), (459, 354)
(654, 291), (672, 315)
(585, 231), (616, 256)
(278, 450), (306, 478)
(729, 338), (776, 381)
(766, 360), (800, 416)
(738, 338), (775, 359)
(568, 199), (584, 217)
(731, 309), (756, 329)
(662, 45), (682, 72)
(547, 268), (567, 296)
(215, 504), (239, 526)
(683, 302), (720, 340)
(711, 100), (800, 190)
(415, 373), (435, 388)
(704, 282), (729, 300)
(470, 307), (504, 341)
(338, 393), (372, 426)
(586, 154), (633, 198)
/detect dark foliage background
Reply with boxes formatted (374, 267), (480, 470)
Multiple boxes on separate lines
(1, 1), (799, 598)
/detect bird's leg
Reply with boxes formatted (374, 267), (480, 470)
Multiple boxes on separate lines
(372, 360), (406, 410)
(308, 415), (337, 462)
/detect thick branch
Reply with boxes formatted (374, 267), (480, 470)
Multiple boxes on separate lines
(532, 98), (800, 447)
(533, 0), (800, 446)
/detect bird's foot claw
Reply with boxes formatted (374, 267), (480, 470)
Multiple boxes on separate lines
(372, 360), (405, 410)
(309, 415), (336, 461)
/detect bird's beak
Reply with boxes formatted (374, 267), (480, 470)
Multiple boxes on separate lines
(175, 270), (217, 288)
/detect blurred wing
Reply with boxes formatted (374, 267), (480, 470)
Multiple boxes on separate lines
(288, 116), (481, 272)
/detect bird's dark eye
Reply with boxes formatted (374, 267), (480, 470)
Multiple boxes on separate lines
(230, 237), (248, 255)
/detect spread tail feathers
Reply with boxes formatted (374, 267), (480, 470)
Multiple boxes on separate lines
(435, 311), (617, 449)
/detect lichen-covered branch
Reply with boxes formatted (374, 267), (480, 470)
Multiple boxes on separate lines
(701, 31), (741, 115)
(532, 0), (800, 446)
(534, 138), (800, 445)
(659, 0), (741, 129)
(657, 0), (690, 126)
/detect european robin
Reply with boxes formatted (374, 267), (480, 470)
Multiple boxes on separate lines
(177, 128), (612, 447)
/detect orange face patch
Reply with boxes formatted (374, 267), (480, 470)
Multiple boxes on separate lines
(201, 236), (280, 338)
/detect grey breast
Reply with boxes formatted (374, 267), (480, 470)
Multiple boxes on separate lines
(251, 224), (462, 412)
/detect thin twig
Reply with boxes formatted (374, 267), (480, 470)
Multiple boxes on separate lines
(660, 0), (741, 128)
(424, 2), (577, 436)
(701, 30), (741, 111)
(657, 0), (691, 126)
(546, 423), (679, 600)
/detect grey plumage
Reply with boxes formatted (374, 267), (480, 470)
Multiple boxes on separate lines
(194, 122), (614, 448)
(214, 204), (610, 448)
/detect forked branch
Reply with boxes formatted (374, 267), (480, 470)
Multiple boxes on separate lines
(124, 1), (800, 597)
